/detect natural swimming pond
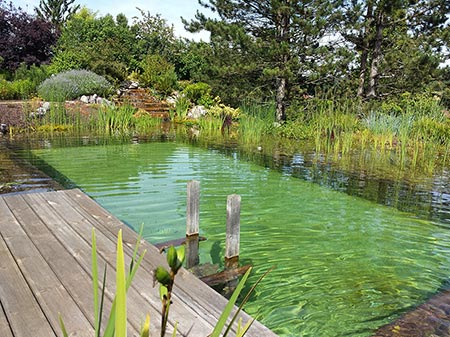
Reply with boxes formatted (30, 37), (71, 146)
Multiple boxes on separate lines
(21, 138), (450, 337)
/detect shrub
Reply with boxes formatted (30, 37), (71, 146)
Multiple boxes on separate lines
(0, 78), (35, 99)
(183, 82), (213, 106)
(0, 79), (16, 99)
(139, 54), (177, 95)
(37, 69), (112, 101)
(413, 117), (450, 144)
(208, 103), (241, 120)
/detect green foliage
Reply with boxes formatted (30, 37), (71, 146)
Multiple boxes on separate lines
(37, 69), (112, 101)
(174, 94), (191, 119)
(182, 82), (213, 106)
(154, 245), (185, 337)
(0, 64), (49, 99)
(413, 117), (450, 144)
(96, 104), (136, 134)
(208, 98), (241, 120)
(139, 54), (177, 95)
(35, 0), (80, 28)
(132, 9), (178, 63)
(50, 9), (135, 82)
(60, 227), (146, 337)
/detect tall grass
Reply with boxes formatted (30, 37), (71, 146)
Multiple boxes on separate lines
(96, 105), (136, 134)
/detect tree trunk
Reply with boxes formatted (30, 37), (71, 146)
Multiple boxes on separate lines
(276, 77), (287, 122)
(357, 2), (373, 98)
(275, 1), (290, 122)
(367, 9), (384, 99)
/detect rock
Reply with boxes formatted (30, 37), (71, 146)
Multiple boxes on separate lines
(0, 123), (8, 135)
(188, 105), (207, 119)
(129, 81), (139, 89)
(88, 94), (98, 104)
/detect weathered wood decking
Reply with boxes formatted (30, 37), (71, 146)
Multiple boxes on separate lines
(0, 189), (278, 337)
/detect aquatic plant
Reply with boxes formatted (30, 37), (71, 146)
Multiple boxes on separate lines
(96, 104), (136, 134)
(173, 94), (191, 120)
(59, 227), (265, 337)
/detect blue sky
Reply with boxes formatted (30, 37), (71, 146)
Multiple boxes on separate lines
(14, 0), (213, 40)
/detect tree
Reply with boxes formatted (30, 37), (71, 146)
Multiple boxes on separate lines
(185, 0), (341, 122)
(0, 0), (58, 73)
(50, 8), (136, 82)
(35, 0), (80, 29)
(337, 0), (450, 99)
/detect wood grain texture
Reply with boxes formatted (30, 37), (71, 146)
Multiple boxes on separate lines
(0, 189), (279, 337)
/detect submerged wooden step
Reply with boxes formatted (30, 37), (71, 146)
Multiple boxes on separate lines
(371, 289), (450, 337)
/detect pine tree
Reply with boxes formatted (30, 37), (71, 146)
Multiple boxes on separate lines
(185, 0), (341, 122)
(337, 0), (450, 99)
(35, 0), (80, 29)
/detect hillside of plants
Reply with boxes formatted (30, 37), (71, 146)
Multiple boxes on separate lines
(1, 0), (449, 176)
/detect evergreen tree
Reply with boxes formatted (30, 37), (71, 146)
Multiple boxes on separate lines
(35, 0), (80, 29)
(337, 0), (450, 99)
(185, 0), (342, 121)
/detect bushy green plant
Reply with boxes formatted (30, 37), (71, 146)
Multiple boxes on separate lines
(0, 79), (16, 99)
(37, 69), (112, 101)
(139, 54), (177, 95)
(0, 78), (35, 99)
(183, 82), (213, 106)
(276, 121), (311, 140)
(208, 99), (241, 120)
(413, 116), (450, 144)
(174, 94), (191, 119)
(14, 64), (49, 87)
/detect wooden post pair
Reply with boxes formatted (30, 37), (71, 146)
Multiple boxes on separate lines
(185, 180), (240, 270)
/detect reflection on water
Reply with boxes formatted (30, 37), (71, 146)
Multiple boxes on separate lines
(19, 139), (450, 337)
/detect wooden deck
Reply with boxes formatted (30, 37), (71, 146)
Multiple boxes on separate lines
(0, 189), (278, 337)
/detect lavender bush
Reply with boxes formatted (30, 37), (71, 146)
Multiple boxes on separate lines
(37, 69), (112, 102)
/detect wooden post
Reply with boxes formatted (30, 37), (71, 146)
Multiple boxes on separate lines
(225, 194), (240, 270)
(185, 180), (200, 268)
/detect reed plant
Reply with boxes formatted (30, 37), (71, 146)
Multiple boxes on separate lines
(173, 94), (191, 120)
(96, 104), (136, 134)
(59, 227), (266, 337)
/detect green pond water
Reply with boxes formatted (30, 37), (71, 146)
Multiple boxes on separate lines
(28, 140), (450, 337)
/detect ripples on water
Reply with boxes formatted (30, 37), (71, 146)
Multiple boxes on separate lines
(22, 139), (450, 337)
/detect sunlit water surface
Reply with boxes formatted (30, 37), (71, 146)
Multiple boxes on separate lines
(28, 140), (450, 337)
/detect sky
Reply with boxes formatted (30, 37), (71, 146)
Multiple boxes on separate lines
(13, 0), (213, 41)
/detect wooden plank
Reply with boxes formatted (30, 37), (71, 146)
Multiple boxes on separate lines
(37, 190), (212, 336)
(1, 195), (94, 337)
(186, 180), (200, 268)
(0, 302), (14, 337)
(200, 265), (252, 287)
(62, 189), (279, 337)
(186, 180), (200, 235)
(226, 194), (241, 269)
(22, 192), (152, 337)
(371, 289), (450, 337)
(0, 200), (55, 337)
(59, 189), (240, 331)
(153, 236), (207, 250)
